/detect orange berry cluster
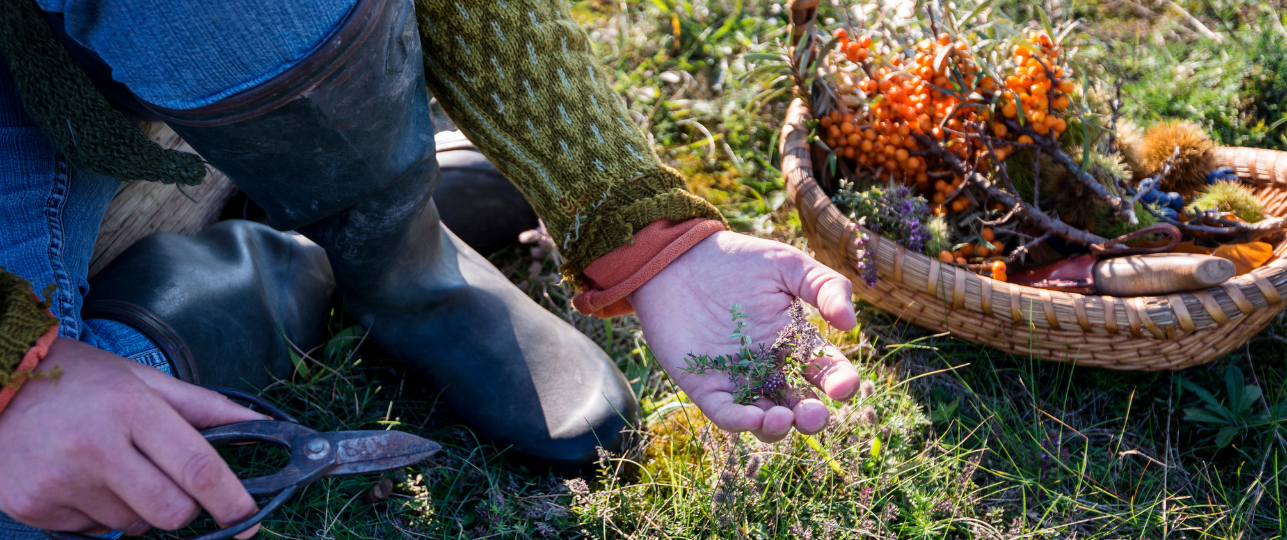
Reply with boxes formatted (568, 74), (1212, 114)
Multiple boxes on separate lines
(995, 30), (1074, 150)
(819, 29), (1073, 196)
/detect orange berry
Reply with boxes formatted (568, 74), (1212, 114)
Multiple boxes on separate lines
(939, 250), (954, 263)
(1059, 80), (1075, 94)
(960, 243), (975, 256)
(840, 122), (855, 134)
(955, 256), (968, 265)
(951, 198), (969, 212)
(859, 35), (873, 48)
(1002, 103), (1017, 118)
(1044, 115), (1059, 129)
(833, 28), (849, 41)
(976, 244), (991, 258)
(992, 241), (1005, 253)
(1054, 118), (1067, 132)
(938, 32), (952, 46)
(1053, 95), (1070, 109)
(993, 271), (1007, 283)
(1017, 135), (1034, 144)
(981, 227), (995, 242)
(845, 41), (863, 62)
(933, 192), (947, 204)
(1033, 123), (1050, 136)
(895, 148), (909, 162)
(992, 122), (1008, 137)
(820, 116), (833, 128)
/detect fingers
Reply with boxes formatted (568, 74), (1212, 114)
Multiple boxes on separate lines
(804, 345), (860, 401)
(777, 249), (857, 331)
(791, 390), (831, 435)
(128, 404), (260, 536)
(103, 453), (200, 531)
(751, 406), (795, 443)
(73, 491), (150, 537)
(691, 390), (765, 433)
(128, 365), (270, 427)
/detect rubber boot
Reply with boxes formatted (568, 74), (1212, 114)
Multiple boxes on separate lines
(433, 130), (538, 256)
(141, 0), (637, 471)
(83, 221), (336, 391)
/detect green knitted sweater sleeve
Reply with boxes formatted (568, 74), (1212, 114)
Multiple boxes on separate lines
(0, 269), (57, 387)
(415, 0), (726, 282)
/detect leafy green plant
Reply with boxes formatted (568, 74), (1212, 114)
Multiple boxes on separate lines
(1181, 364), (1286, 448)
(682, 300), (826, 405)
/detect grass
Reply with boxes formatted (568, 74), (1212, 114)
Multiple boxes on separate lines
(162, 1), (1287, 538)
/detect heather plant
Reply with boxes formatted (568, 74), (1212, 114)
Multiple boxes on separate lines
(682, 299), (828, 405)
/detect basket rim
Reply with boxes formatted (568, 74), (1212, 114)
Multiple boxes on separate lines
(779, 97), (1287, 341)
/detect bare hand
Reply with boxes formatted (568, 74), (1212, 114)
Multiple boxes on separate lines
(0, 338), (267, 537)
(629, 231), (859, 442)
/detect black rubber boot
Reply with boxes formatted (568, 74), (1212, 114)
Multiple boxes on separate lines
(433, 130), (538, 256)
(83, 221), (336, 391)
(142, 0), (637, 471)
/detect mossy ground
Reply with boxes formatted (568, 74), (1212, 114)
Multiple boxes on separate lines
(164, 2), (1287, 538)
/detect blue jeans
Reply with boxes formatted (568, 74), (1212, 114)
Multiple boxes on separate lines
(1, 1), (356, 537)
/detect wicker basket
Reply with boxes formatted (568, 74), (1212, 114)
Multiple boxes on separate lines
(782, 102), (1287, 370)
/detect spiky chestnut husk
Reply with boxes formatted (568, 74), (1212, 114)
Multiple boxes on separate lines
(1097, 201), (1159, 240)
(1187, 181), (1265, 223)
(923, 214), (952, 256)
(1116, 120), (1145, 179)
(1133, 120), (1217, 197)
(1042, 147), (1133, 229)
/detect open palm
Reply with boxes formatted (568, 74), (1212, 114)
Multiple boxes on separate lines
(629, 231), (860, 442)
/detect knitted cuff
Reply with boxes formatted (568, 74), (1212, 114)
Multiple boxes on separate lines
(0, 322), (57, 416)
(0, 269), (60, 416)
(0, 270), (58, 386)
(572, 218), (725, 318)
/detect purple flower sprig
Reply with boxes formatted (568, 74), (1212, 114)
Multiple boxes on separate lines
(833, 182), (935, 286)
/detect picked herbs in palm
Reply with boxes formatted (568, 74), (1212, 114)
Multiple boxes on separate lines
(682, 299), (829, 406)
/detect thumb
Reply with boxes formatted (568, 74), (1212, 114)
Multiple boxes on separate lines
(129, 364), (271, 427)
(779, 249), (857, 331)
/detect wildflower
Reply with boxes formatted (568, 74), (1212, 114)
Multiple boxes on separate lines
(859, 379), (876, 399)
(744, 454), (763, 479)
(861, 405), (879, 425)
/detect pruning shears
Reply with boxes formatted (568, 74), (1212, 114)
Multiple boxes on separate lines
(44, 388), (441, 540)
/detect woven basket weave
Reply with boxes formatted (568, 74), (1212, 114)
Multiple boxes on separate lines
(781, 97), (1287, 370)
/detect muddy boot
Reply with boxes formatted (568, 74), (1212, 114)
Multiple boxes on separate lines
(433, 130), (539, 256)
(83, 220), (336, 391)
(143, 0), (637, 471)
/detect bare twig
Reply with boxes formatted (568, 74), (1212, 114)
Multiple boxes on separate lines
(1006, 231), (1055, 265)
(1159, 0), (1225, 43)
(914, 131), (1110, 246)
(1017, 120), (1137, 222)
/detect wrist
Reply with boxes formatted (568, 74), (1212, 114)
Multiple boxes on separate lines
(571, 218), (726, 318)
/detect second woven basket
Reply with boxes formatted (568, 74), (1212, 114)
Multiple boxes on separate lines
(781, 98), (1287, 370)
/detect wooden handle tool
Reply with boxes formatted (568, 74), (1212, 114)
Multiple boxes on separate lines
(1092, 254), (1236, 296)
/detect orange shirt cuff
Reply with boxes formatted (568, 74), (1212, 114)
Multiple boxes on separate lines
(572, 218), (725, 318)
(0, 322), (58, 416)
